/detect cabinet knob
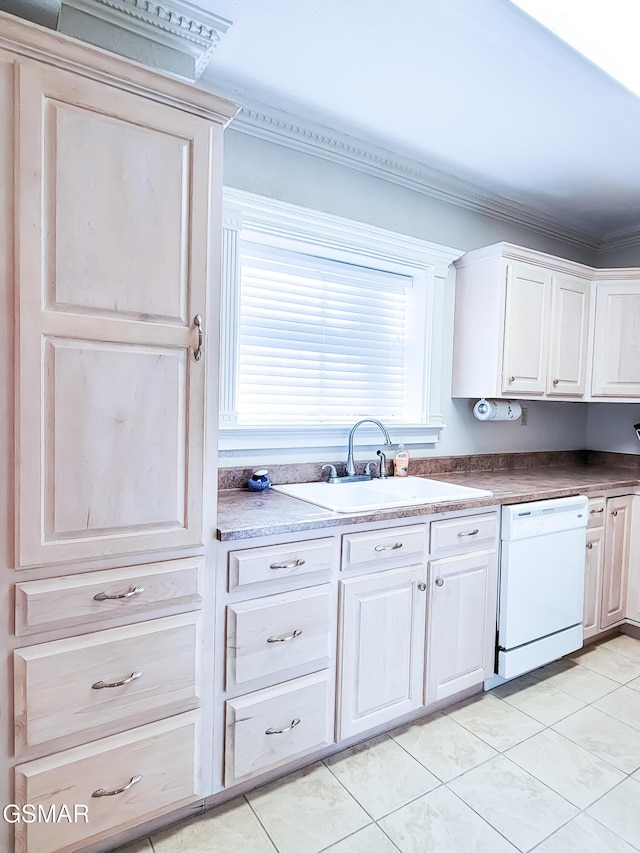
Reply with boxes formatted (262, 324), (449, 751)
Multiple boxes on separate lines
(612, 510), (618, 517)
(590, 508), (604, 514)
(418, 582), (427, 591)
(552, 378), (559, 386)
(509, 376), (515, 383)
(586, 542), (593, 550)
(435, 578), (444, 587)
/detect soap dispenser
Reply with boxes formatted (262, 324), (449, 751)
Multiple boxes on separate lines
(393, 444), (410, 477)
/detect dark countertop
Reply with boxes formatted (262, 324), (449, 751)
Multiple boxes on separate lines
(216, 464), (640, 541)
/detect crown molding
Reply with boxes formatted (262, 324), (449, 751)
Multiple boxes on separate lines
(596, 223), (640, 255)
(58, 0), (231, 78)
(229, 103), (602, 254)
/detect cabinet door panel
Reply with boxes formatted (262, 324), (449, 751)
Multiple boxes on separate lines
(16, 62), (214, 566)
(338, 565), (426, 740)
(600, 497), (632, 628)
(583, 528), (604, 640)
(426, 550), (497, 704)
(547, 276), (589, 396)
(502, 262), (550, 395)
(592, 282), (640, 396)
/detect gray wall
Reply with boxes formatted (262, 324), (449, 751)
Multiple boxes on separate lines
(586, 404), (640, 455)
(222, 130), (629, 461)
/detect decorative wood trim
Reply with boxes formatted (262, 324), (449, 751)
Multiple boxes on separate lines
(0, 10), (238, 122)
(220, 217), (241, 425)
(230, 104), (603, 254)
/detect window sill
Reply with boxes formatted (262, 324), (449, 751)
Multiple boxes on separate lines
(218, 421), (445, 457)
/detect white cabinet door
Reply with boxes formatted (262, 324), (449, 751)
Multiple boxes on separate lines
(592, 281), (640, 397)
(583, 527), (605, 640)
(338, 565), (426, 740)
(626, 495), (640, 624)
(502, 262), (551, 395)
(547, 275), (589, 397)
(425, 550), (497, 705)
(15, 62), (216, 567)
(600, 496), (633, 628)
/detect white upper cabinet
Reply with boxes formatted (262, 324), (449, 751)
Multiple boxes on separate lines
(502, 261), (551, 395)
(547, 275), (590, 397)
(452, 242), (640, 402)
(591, 281), (640, 397)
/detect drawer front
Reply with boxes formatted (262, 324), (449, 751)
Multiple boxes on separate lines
(341, 524), (428, 570)
(14, 613), (199, 753)
(225, 670), (334, 786)
(15, 712), (200, 853)
(587, 497), (606, 529)
(15, 557), (203, 637)
(228, 538), (334, 591)
(226, 585), (332, 691)
(430, 513), (497, 554)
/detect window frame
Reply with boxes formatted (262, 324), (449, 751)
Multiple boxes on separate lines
(219, 188), (462, 456)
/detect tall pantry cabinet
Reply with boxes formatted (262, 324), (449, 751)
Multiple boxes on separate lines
(0, 13), (236, 853)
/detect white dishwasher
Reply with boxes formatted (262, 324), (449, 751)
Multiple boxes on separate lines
(485, 494), (588, 689)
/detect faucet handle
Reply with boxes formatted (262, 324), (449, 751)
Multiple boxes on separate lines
(364, 461), (378, 478)
(322, 464), (338, 482)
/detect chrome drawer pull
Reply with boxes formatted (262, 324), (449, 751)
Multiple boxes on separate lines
(435, 578), (444, 587)
(587, 542), (593, 550)
(374, 542), (403, 552)
(92, 775), (142, 798)
(590, 508), (604, 514)
(92, 671), (143, 690)
(94, 586), (144, 601)
(269, 559), (305, 570)
(267, 629), (302, 643)
(457, 529), (479, 537)
(612, 510), (619, 517)
(265, 718), (300, 735)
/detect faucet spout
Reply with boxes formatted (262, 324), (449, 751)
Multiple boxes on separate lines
(345, 419), (392, 476)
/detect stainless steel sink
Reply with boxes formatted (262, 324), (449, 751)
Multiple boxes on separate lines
(271, 476), (493, 513)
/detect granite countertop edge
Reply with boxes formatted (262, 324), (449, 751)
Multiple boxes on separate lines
(216, 465), (640, 542)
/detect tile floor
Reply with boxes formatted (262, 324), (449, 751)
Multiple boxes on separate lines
(118, 634), (640, 853)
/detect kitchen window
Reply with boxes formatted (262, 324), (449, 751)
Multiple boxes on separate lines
(219, 189), (461, 456)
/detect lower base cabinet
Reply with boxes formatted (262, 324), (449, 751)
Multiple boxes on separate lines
(583, 495), (633, 638)
(224, 670), (334, 786)
(14, 711), (200, 853)
(425, 549), (498, 704)
(337, 565), (427, 740)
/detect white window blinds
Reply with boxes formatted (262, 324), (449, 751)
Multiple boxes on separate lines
(237, 242), (414, 424)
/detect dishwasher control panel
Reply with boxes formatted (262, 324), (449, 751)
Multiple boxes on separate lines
(501, 495), (588, 541)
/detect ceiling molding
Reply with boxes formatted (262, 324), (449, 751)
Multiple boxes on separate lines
(596, 224), (640, 255)
(229, 103), (602, 254)
(58, 0), (232, 78)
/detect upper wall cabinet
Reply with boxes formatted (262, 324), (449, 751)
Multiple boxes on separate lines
(591, 281), (640, 397)
(8, 52), (236, 567)
(452, 243), (639, 402)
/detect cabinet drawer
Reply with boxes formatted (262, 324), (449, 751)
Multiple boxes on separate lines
(341, 524), (427, 570)
(228, 538), (334, 591)
(430, 513), (497, 554)
(226, 586), (332, 691)
(14, 557), (203, 636)
(14, 613), (199, 753)
(225, 670), (334, 786)
(14, 712), (200, 853)
(587, 497), (606, 529)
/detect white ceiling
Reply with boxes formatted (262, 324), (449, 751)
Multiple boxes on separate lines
(194, 0), (640, 245)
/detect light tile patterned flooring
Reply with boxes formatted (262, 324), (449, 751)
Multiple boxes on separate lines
(118, 634), (640, 853)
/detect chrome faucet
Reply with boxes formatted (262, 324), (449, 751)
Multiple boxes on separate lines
(345, 419), (392, 476)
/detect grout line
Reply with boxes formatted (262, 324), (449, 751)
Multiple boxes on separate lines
(243, 793), (280, 852)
